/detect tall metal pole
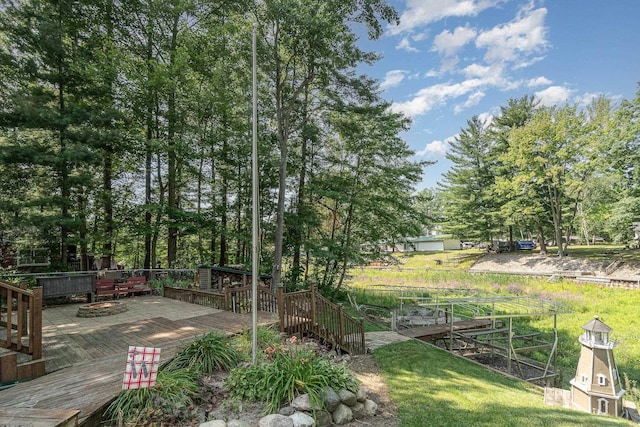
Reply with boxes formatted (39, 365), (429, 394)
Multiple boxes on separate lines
(251, 23), (259, 365)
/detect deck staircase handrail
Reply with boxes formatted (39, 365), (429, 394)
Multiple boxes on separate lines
(278, 284), (365, 354)
(163, 284), (365, 354)
(605, 257), (623, 276)
(0, 280), (42, 359)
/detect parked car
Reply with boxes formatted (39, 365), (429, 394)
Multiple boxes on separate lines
(516, 240), (536, 250)
(461, 242), (475, 249)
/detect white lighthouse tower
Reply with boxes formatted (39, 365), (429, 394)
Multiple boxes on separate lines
(570, 316), (625, 416)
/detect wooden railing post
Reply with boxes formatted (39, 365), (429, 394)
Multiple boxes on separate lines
(5, 288), (12, 348)
(30, 287), (43, 360)
(310, 282), (317, 326)
(224, 286), (230, 311)
(337, 303), (344, 348)
(359, 317), (365, 353)
(278, 286), (285, 332)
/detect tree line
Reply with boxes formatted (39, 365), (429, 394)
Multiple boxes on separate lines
(0, 0), (427, 291)
(429, 91), (640, 257)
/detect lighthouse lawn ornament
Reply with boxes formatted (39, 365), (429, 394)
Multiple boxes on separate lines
(570, 316), (625, 416)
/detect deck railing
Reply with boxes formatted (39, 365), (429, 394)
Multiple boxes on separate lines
(278, 285), (365, 354)
(164, 283), (365, 354)
(163, 286), (227, 310)
(0, 280), (42, 359)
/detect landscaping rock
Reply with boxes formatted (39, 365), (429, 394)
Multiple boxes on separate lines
(228, 421), (252, 427)
(331, 404), (353, 425)
(259, 414), (294, 427)
(321, 386), (341, 412)
(289, 411), (315, 427)
(363, 399), (378, 417)
(338, 389), (357, 407)
(279, 406), (295, 416)
(356, 386), (369, 402)
(351, 401), (365, 418)
(291, 393), (322, 412)
(315, 410), (332, 427)
(291, 394), (315, 411)
(200, 421), (226, 427)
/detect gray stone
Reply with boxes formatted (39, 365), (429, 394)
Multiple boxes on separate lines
(291, 394), (312, 411)
(289, 412), (315, 427)
(315, 410), (332, 427)
(351, 401), (365, 418)
(321, 386), (341, 412)
(291, 393), (322, 411)
(338, 389), (357, 407)
(259, 414), (294, 427)
(199, 421), (226, 427)
(356, 386), (369, 402)
(363, 399), (378, 417)
(279, 406), (295, 416)
(227, 421), (252, 427)
(331, 403), (353, 425)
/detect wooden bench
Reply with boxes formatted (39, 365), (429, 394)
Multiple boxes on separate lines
(116, 276), (152, 297)
(95, 278), (116, 300)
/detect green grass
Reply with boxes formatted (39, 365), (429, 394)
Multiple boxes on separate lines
(346, 248), (640, 424)
(373, 340), (631, 427)
(348, 255), (640, 387)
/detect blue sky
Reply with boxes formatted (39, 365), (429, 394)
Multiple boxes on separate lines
(357, 0), (640, 190)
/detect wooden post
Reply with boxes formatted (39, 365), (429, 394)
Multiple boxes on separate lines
(338, 303), (345, 348)
(360, 318), (365, 353)
(224, 286), (230, 311)
(16, 294), (24, 351)
(449, 303), (454, 350)
(310, 282), (317, 326)
(5, 288), (12, 348)
(30, 288), (43, 360)
(278, 286), (285, 332)
(507, 317), (513, 375)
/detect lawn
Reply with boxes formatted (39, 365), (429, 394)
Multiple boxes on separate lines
(373, 340), (631, 426)
(345, 247), (640, 425)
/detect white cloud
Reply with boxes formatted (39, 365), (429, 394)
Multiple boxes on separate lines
(475, 6), (548, 64)
(396, 37), (420, 52)
(415, 135), (458, 157)
(390, 0), (504, 35)
(454, 91), (486, 113)
(380, 70), (407, 91)
(433, 26), (477, 56)
(576, 92), (604, 107)
(535, 85), (573, 107)
(477, 108), (498, 125)
(390, 79), (484, 117)
(527, 76), (552, 87)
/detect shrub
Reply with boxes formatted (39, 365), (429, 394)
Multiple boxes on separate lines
(164, 331), (239, 374)
(105, 368), (199, 425)
(226, 340), (359, 413)
(232, 325), (284, 362)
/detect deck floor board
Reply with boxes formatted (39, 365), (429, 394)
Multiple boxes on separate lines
(0, 296), (277, 426)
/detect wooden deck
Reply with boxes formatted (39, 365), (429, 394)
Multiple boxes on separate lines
(398, 319), (494, 341)
(0, 296), (277, 426)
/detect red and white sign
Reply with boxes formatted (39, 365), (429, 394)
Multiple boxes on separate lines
(122, 346), (161, 390)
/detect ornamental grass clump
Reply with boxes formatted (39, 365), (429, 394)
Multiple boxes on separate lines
(104, 368), (199, 425)
(233, 325), (284, 362)
(164, 331), (239, 374)
(227, 338), (360, 413)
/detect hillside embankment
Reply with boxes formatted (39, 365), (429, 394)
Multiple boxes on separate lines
(469, 252), (640, 281)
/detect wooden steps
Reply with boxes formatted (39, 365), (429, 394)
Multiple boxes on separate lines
(0, 408), (80, 427)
